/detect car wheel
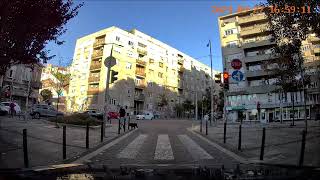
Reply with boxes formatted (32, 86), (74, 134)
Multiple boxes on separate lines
(34, 113), (40, 119)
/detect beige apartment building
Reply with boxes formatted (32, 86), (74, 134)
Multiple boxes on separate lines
(219, 10), (320, 123)
(67, 26), (219, 117)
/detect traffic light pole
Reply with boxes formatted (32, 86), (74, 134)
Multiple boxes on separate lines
(103, 60), (111, 137)
(208, 40), (215, 125)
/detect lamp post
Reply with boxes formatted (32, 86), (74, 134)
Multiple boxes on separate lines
(207, 40), (215, 125)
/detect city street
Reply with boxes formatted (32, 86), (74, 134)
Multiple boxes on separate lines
(74, 119), (239, 169)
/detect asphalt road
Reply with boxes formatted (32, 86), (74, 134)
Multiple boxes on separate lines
(85, 119), (239, 168)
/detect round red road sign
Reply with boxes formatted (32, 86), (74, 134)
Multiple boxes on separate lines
(231, 59), (242, 70)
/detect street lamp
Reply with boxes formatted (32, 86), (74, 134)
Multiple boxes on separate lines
(207, 40), (215, 125)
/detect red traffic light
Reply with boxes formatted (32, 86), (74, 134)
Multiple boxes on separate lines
(223, 72), (229, 79)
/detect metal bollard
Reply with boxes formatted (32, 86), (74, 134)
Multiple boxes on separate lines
(299, 130), (306, 167)
(260, 127), (266, 160)
(63, 126), (66, 159)
(118, 118), (121, 135)
(23, 129), (29, 168)
(128, 116), (130, 130)
(100, 121), (104, 142)
(86, 123), (89, 149)
(123, 119), (126, 132)
(205, 120), (208, 135)
(238, 124), (242, 151)
(223, 122), (226, 144)
(200, 119), (203, 133)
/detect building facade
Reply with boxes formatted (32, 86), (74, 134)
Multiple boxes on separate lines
(40, 64), (69, 112)
(218, 10), (320, 123)
(0, 64), (42, 110)
(67, 26), (219, 117)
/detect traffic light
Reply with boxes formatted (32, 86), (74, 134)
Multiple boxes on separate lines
(223, 72), (229, 90)
(110, 70), (118, 83)
(214, 73), (222, 83)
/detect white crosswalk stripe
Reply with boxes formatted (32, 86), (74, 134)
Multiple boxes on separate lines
(154, 134), (174, 160)
(117, 134), (148, 159)
(178, 134), (213, 160)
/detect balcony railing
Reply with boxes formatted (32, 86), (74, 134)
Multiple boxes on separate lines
(87, 89), (99, 95)
(240, 24), (270, 37)
(92, 50), (103, 59)
(135, 70), (146, 77)
(136, 59), (146, 67)
(244, 54), (278, 63)
(93, 38), (105, 47)
(88, 76), (100, 83)
(309, 36), (320, 44)
(242, 39), (276, 49)
(134, 94), (145, 101)
(135, 82), (146, 89)
(137, 48), (148, 56)
(178, 59), (184, 65)
(238, 14), (266, 25)
(178, 66), (185, 72)
(90, 62), (102, 70)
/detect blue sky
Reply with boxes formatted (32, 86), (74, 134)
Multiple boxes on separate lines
(47, 0), (262, 71)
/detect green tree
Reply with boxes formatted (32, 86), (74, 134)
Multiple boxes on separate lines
(52, 71), (70, 111)
(0, 0), (83, 74)
(40, 89), (53, 102)
(261, 0), (319, 130)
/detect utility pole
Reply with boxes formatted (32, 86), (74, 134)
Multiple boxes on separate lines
(25, 68), (32, 118)
(208, 40), (215, 125)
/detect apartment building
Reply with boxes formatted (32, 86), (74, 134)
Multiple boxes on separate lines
(67, 26), (219, 117)
(40, 64), (70, 111)
(0, 64), (42, 110)
(219, 10), (320, 123)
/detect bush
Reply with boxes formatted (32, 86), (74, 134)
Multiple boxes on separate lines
(49, 113), (102, 126)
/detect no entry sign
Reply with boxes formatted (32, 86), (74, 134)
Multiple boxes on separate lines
(231, 59), (242, 70)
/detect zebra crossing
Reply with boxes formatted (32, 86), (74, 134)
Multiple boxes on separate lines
(116, 134), (213, 161)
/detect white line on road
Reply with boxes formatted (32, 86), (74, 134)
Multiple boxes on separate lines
(154, 134), (174, 160)
(178, 134), (213, 160)
(72, 129), (137, 163)
(117, 134), (148, 159)
(187, 128), (248, 164)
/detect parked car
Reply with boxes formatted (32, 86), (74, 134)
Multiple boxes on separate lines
(30, 104), (64, 119)
(0, 103), (7, 115)
(84, 110), (103, 120)
(136, 112), (154, 120)
(0, 102), (21, 114)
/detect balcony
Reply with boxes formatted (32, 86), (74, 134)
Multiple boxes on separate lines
(90, 62), (102, 70)
(244, 54), (278, 63)
(136, 59), (146, 67)
(238, 14), (267, 25)
(88, 76), (100, 83)
(31, 81), (42, 89)
(135, 70), (146, 77)
(242, 39), (276, 49)
(246, 84), (278, 94)
(135, 81), (146, 89)
(309, 36), (320, 44)
(246, 69), (273, 78)
(134, 94), (145, 101)
(137, 48), (148, 56)
(87, 89), (99, 95)
(178, 58), (184, 65)
(240, 24), (270, 37)
(178, 66), (185, 73)
(92, 50), (103, 59)
(93, 38), (105, 48)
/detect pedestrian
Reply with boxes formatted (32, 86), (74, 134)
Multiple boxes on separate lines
(9, 102), (16, 118)
(119, 106), (126, 129)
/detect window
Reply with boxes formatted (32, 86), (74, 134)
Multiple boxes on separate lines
(159, 62), (163, 68)
(148, 81), (153, 87)
(116, 36), (120, 41)
(226, 41), (238, 48)
(149, 58), (154, 63)
(126, 63), (132, 69)
(224, 28), (238, 36)
(149, 69), (154, 75)
(148, 92), (152, 97)
(158, 72), (163, 78)
(8, 69), (13, 78)
(301, 45), (310, 51)
(128, 41), (134, 46)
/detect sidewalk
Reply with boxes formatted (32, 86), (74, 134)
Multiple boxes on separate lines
(192, 120), (320, 167)
(0, 116), (126, 169)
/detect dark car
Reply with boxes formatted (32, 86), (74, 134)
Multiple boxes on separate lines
(83, 110), (103, 120)
(30, 104), (64, 119)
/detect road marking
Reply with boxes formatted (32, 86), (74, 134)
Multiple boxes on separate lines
(178, 134), (213, 160)
(72, 129), (137, 163)
(117, 134), (148, 159)
(187, 128), (248, 163)
(154, 134), (174, 160)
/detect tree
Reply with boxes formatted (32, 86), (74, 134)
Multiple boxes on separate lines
(261, 0), (319, 131)
(40, 89), (53, 102)
(0, 0), (83, 75)
(52, 71), (70, 111)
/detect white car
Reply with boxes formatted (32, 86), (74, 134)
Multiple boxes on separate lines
(0, 102), (21, 114)
(136, 112), (154, 120)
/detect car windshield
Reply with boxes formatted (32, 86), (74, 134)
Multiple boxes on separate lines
(1, 0), (319, 178)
